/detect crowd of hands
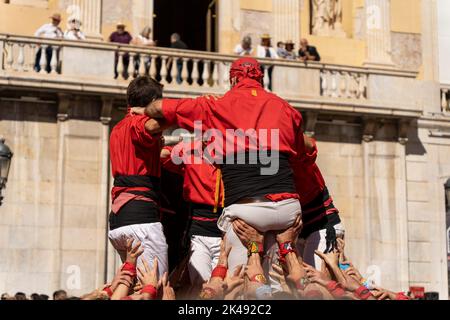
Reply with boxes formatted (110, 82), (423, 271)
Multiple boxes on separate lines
(72, 218), (408, 301)
(1, 219), (409, 301)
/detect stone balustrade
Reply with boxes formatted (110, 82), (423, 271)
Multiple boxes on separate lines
(441, 86), (450, 113)
(0, 33), (422, 119)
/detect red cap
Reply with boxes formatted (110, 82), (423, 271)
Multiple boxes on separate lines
(229, 57), (263, 84)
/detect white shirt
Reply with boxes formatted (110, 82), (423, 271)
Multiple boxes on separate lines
(64, 30), (86, 40)
(256, 45), (278, 59)
(234, 44), (254, 56)
(34, 23), (63, 39)
(135, 34), (155, 46)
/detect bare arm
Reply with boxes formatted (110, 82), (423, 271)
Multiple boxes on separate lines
(144, 117), (169, 135)
(144, 99), (164, 118)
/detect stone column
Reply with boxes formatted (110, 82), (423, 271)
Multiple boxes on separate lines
(364, 0), (394, 67)
(69, 0), (103, 39)
(272, 0), (301, 44)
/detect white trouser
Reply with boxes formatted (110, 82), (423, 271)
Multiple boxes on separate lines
(217, 198), (302, 289)
(296, 223), (345, 270)
(188, 235), (222, 285)
(108, 222), (168, 279)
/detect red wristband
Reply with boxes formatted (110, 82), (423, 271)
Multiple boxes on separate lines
(103, 286), (113, 298)
(278, 241), (296, 264)
(121, 262), (137, 277)
(354, 286), (372, 300)
(211, 265), (227, 280)
(396, 292), (410, 300)
(120, 296), (133, 300)
(326, 281), (346, 298)
(141, 284), (158, 299)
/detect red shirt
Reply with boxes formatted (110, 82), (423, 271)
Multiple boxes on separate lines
(290, 139), (326, 206)
(161, 78), (305, 158)
(110, 112), (161, 178)
(161, 142), (224, 208)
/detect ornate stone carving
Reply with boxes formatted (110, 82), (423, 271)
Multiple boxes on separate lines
(311, 0), (346, 37)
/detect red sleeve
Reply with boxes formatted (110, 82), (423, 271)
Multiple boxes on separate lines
(161, 146), (185, 175)
(162, 98), (206, 131)
(292, 109), (307, 159)
(130, 115), (158, 147)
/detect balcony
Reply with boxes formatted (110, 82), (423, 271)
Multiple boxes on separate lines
(0, 33), (422, 120)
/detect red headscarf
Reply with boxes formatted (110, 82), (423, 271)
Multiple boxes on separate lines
(229, 57), (264, 84)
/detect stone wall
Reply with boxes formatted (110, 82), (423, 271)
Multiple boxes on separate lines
(0, 99), (110, 296)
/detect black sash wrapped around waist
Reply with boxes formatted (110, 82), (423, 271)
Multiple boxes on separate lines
(109, 175), (161, 231)
(188, 202), (223, 238)
(221, 152), (296, 207)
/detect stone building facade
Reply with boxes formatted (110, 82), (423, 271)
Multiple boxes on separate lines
(0, 0), (449, 299)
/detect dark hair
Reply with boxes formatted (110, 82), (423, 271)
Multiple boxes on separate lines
(14, 292), (27, 300)
(31, 293), (41, 300)
(39, 294), (49, 300)
(53, 290), (67, 300)
(126, 76), (163, 108)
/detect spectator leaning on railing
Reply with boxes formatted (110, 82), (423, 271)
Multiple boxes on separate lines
(109, 22), (133, 79)
(64, 18), (86, 41)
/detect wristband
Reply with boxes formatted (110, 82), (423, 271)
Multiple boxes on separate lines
(199, 287), (217, 300)
(326, 281), (346, 298)
(102, 286), (114, 298)
(120, 296), (133, 300)
(141, 284), (158, 300)
(278, 241), (296, 264)
(211, 265), (227, 280)
(339, 263), (350, 271)
(250, 274), (267, 284)
(247, 241), (264, 257)
(121, 261), (137, 277)
(255, 285), (272, 300)
(396, 292), (410, 300)
(354, 286), (372, 300)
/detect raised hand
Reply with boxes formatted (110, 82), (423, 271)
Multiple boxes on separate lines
(125, 238), (144, 266)
(137, 258), (159, 288)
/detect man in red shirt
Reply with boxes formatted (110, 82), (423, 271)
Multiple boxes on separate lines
(291, 134), (345, 269)
(161, 140), (224, 291)
(108, 76), (169, 278)
(131, 57), (305, 286)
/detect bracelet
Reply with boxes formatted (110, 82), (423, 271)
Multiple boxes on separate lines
(326, 281), (346, 298)
(199, 287), (217, 300)
(211, 265), (227, 280)
(247, 241), (264, 257)
(102, 286), (114, 298)
(141, 284), (158, 300)
(278, 241), (296, 264)
(250, 274), (267, 284)
(255, 285), (272, 300)
(354, 286), (372, 300)
(121, 261), (137, 277)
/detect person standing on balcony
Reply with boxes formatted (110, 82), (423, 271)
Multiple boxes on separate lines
(256, 34), (278, 90)
(298, 38), (321, 62)
(64, 18), (86, 41)
(109, 23), (133, 79)
(108, 76), (170, 279)
(34, 13), (63, 73)
(169, 33), (188, 84)
(131, 26), (156, 77)
(131, 57), (306, 290)
(234, 36), (254, 56)
(284, 40), (297, 60)
(276, 41), (287, 59)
